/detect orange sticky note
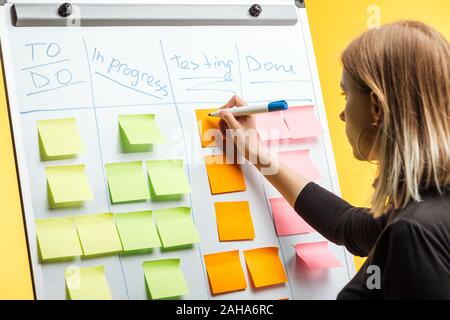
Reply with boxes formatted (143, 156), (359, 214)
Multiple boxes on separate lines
(204, 250), (247, 295)
(243, 247), (288, 288)
(205, 154), (246, 195)
(215, 201), (255, 241)
(196, 109), (221, 148)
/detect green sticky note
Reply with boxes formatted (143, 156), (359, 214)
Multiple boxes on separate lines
(147, 160), (191, 201)
(114, 211), (161, 252)
(105, 161), (149, 204)
(119, 114), (165, 153)
(37, 117), (83, 161)
(74, 213), (122, 256)
(65, 265), (112, 300)
(153, 207), (199, 248)
(143, 259), (189, 300)
(45, 164), (94, 208)
(35, 217), (82, 261)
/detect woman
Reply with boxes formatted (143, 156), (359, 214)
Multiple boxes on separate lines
(218, 21), (450, 299)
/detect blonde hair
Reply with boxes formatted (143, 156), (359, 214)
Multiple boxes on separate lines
(342, 21), (450, 218)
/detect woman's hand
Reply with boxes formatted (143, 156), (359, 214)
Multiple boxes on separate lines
(218, 95), (272, 168)
(218, 95), (311, 207)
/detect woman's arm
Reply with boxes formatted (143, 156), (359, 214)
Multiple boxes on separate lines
(255, 153), (385, 256)
(294, 181), (386, 257)
(219, 95), (386, 257)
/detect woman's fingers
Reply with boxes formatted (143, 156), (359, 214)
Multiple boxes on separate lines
(216, 95), (262, 163)
(218, 95), (249, 128)
(219, 110), (241, 130)
(219, 95), (237, 109)
(234, 95), (246, 107)
(220, 95), (246, 110)
(218, 94), (251, 140)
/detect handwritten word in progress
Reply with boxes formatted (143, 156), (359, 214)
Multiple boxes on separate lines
(91, 46), (169, 100)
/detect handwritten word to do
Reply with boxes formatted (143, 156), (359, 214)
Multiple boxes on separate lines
(22, 42), (85, 97)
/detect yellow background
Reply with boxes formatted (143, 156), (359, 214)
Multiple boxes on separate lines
(306, 0), (450, 271)
(1, 0), (450, 299)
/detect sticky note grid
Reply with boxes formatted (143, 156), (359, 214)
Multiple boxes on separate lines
(35, 112), (199, 300)
(35, 208), (200, 260)
(33, 99), (337, 300)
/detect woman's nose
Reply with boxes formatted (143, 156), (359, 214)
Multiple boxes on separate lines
(339, 110), (346, 122)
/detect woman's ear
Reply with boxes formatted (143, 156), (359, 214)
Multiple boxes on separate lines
(369, 92), (383, 124)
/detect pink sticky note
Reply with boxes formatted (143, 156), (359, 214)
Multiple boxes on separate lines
(255, 111), (291, 141)
(270, 197), (315, 236)
(278, 149), (321, 180)
(295, 241), (342, 269)
(283, 105), (323, 139)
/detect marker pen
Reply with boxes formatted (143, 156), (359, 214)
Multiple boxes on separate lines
(208, 100), (288, 117)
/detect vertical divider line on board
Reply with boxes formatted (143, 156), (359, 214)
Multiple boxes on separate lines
(235, 40), (295, 299)
(235, 43), (243, 98)
(159, 39), (210, 299)
(82, 37), (130, 299)
(260, 176), (296, 299)
(297, 9), (353, 280)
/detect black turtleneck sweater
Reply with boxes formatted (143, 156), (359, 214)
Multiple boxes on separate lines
(294, 182), (450, 299)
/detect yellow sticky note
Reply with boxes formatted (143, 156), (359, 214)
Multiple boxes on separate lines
(147, 160), (191, 201)
(153, 207), (199, 248)
(203, 250), (247, 295)
(45, 164), (94, 208)
(243, 247), (288, 288)
(114, 211), (161, 252)
(37, 117), (83, 161)
(65, 265), (112, 300)
(205, 154), (246, 195)
(105, 161), (150, 204)
(214, 201), (255, 241)
(119, 114), (165, 153)
(143, 259), (189, 300)
(74, 213), (122, 256)
(195, 109), (221, 148)
(35, 217), (82, 261)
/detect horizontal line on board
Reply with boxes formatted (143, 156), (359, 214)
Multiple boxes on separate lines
(20, 99), (314, 114)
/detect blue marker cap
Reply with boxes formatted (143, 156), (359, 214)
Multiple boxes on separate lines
(268, 100), (288, 112)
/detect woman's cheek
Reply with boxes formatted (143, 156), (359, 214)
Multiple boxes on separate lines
(344, 104), (359, 147)
(342, 103), (353, 140)
(345, 122), (355, 147)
